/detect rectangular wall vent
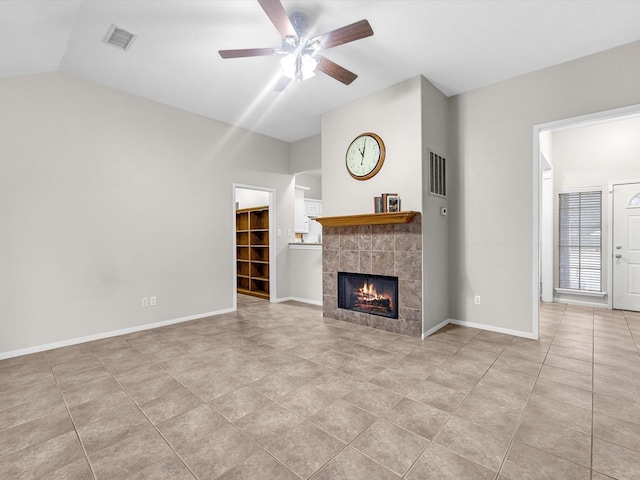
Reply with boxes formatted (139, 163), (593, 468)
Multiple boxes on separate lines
(429, 150), (446, 198)
(103, 24), (136, 51)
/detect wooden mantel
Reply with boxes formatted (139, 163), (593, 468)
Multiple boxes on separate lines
(315, 211), (419, 227)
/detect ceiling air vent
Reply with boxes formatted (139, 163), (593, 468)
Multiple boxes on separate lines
(103, 24), (136, 51)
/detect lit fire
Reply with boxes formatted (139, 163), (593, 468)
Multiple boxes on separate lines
(354, 280), (393, 312)
(359, 281), (381, 300)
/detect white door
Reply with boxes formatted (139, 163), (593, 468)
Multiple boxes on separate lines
(613, 182), (640, 311)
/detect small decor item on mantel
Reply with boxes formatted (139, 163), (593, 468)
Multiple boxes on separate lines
(379, 193), (399, 212)
(386, 195), (401, 212)
(374, 196), (383, 213)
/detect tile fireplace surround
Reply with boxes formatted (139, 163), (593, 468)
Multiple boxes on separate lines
(322, 214), (422, 337)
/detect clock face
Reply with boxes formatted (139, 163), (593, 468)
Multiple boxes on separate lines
(345, 133), (385, 180)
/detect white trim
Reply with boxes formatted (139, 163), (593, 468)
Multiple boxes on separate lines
(289, 244), (322, 250)
(533, 103), (640, 332)
(422, 319), (450, 339)
(0, 308), (235, 360)
(271, 296), (293, 303)
(558, 185), (603, 194)
(286, 296), (323, 306)
(554, 288), (606, 297)
(540, 164), (553, 303)
(448, 318), (538, 340)
(532, 127), (541, 340)
(536, 104), (640, 132)
(274, 296), (322, 306)
(232, 183), (277, 305)
(552, 297), (608, 309)
(608, 178), (640, 188)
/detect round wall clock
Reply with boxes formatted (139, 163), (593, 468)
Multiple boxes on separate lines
(345, 132), (386, 180)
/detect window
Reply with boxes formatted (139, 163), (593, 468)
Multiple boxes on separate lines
(558, 190), (602, 292)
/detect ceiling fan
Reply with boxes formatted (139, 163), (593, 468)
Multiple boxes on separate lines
(218, 0), (374, 91)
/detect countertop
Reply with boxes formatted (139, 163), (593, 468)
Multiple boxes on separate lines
(289, 243), (322, 250)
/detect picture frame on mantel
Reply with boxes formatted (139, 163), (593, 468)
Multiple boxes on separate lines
(386, 195), (401, 212)
(381, 193), (398, 213)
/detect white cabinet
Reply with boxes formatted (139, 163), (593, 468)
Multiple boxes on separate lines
(304, 199), (322, 217)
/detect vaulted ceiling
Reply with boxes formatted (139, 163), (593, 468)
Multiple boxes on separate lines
(2, 1), (640, 142)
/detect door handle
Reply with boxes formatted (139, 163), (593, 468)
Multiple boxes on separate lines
(616, 253), (622, 258)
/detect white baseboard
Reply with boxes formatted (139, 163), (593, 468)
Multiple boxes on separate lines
(288, 297), (323, 306)
(447, 318), (538, 340)
(274, 296), (323, 306)
(422, 319), (450, 339)
(0, 307), (236, 360)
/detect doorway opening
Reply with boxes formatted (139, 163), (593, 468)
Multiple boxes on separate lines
(233, 184), (276, 308)
(534, 104), (640, 325)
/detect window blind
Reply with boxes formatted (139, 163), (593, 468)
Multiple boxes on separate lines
(558, 190), (602, 292)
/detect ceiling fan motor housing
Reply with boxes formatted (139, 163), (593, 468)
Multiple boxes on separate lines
(289, 11), (309, 34)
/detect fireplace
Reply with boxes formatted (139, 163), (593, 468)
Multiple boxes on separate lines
(320, 213), (422, 337)
(338, 272), (399, 319)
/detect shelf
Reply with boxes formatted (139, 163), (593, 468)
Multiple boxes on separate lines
(236, 206), (270, 299)
(238, 288), (269, 300)
(315, 211), (419, 227)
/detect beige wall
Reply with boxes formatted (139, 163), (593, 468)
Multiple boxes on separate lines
(294, 174), (322, 200)
(322, 76), (423, 215)
(449, 40), (640, 336)
(290, 134), (321, 175)
(420, 77), (450, 334)
(0, 72), (293, 355)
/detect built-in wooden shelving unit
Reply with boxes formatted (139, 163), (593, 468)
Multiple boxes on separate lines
(236, 206), (269, 299)
(315, 211), (418, 227)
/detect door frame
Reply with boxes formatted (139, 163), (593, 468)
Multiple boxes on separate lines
(232, 183), (277, 309)
(533, 103), (640, 326)
(609, 179), (640, 310)
(531, 105), (640, 324)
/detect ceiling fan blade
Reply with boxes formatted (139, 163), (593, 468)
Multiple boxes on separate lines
(274, 76), (292, 92)
(257, 0), (297, 38)
(219, 48), (278, 59)
(312, 19), (373, 49)
(316, 56), (358, 85)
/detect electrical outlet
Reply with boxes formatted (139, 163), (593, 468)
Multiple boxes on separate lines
(474, 295), (481, 305)
(150, 296), (157, 306)
(141, 297), (148, 307)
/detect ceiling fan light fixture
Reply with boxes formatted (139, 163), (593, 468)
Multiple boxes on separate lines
(282, 35), (297, 52)
(281, 53), (318, 81)
(218, 0), (374, 89)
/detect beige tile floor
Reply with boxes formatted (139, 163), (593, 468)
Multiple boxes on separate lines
(1, 297), (640, 479)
